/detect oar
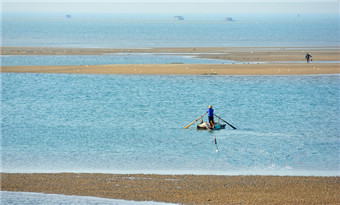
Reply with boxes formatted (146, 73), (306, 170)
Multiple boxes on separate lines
(214, 114), (237, 130)
(184, 113), (207, 129)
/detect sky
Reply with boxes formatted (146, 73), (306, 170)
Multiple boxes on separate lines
(2, 0), (339, 14)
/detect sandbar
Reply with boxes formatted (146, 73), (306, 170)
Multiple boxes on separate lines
(2, 46), (340, 62)
(1, 46), (339, 75)
(2, 63), (339, 75)
(1, 173), (339, 204)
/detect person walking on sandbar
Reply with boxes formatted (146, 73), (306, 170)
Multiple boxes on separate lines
(305, 53), (312, 64)
(207, 105), (214, 128)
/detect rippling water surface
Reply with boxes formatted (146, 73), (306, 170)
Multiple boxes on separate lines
(1, 73), (339, 176)
(2, 14), (339, 47)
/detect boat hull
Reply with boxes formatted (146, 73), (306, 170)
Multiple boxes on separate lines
(197, 123), (226, 130)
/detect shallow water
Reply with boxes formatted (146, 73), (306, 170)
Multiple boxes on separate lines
(0, 54), (233, 66)
(0, 191), (173, 205)
(2, 55), (339, 67)
(1, 73), (339, 176)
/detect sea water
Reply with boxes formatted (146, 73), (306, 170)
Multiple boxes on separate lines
(1, 54), (235, 66)
(1, 12), (339, 205)
(2, 13), (339, 48)
(1, 73), (339, 176)
(0, 191), (174, 205)
(2, 55), (340, 67)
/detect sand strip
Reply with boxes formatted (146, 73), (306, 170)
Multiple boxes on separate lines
(1, 173), (339, 204)
(1, 46), (340, 62)
(2, 46), (339, 75)
(2, 63), (339, 75)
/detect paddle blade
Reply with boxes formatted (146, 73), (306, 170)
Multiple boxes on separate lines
(184, 124), (191, 129)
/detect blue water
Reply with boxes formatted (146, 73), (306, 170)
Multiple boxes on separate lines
(0, 191), (173, 205)
(1, 54), (234, 66)
(2, 73), (339, 176)
(2, 55), (340, 67)
(2, 13), (339, 48)
(0, 54), (340, 66)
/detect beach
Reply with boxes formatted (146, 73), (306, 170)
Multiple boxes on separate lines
(1, 173), (339, 204)
(1, 46), (339, 75)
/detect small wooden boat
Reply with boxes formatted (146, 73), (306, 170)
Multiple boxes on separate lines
(197, 122), (226, 130)
(184, 113), (236, 130)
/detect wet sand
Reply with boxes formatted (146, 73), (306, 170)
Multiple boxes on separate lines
(1, 173), (339, 204)
(2, 63), (339, 75)
(1, 46), (339, 75)
(2, 46), (340, 62)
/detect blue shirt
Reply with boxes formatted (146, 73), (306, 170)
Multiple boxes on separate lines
(207, 108), (214, 117)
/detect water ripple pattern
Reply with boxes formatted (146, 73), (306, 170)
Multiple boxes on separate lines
(1, 73), (339, 176)
(2, 14), (339, 47)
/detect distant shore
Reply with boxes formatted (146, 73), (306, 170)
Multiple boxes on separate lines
(2, 173), (339, 204)
(1, 46), (339, 75)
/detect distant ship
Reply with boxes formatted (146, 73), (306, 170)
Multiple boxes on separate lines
(174, 16), (184, 20)
(225, 17), (233, 22)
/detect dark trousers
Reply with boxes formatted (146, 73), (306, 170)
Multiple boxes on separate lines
(208, 116), (214, 124)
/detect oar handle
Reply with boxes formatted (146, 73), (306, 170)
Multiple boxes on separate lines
(214, 114), (237, 130)
(184, 112), (207, 129)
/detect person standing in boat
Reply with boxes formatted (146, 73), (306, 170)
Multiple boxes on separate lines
(207, 105), (214, 128)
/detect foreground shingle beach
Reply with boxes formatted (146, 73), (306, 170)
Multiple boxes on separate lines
(1, 173), (339, 204)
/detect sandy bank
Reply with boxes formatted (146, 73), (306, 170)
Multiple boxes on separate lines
(1, 173), (339, 204)
(1, 47), (340, 75)
(2, 46), (339, 75)
(2, 46), (340, 62)
(2, 63), (339, 75)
